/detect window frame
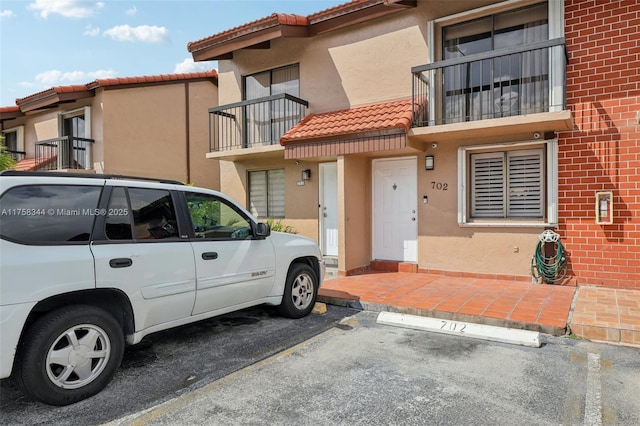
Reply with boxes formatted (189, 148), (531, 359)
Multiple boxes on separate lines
(427, 0), (565, 124)
(457, 138), (558, 227)
(1, 126), (25, 161)
(247, 168), (286, 219)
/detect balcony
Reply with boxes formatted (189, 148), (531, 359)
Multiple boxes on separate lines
(411, 38), (572, 142)
(6, 149), (26, 162)
(207, 93), (308, 160)
(35, 136), (94, 171)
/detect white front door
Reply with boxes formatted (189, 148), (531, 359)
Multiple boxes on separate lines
(373, 157), (418, 262)
(319, 162), (338, 257)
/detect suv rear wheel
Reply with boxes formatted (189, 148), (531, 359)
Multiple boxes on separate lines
(277, 263), (318, 319)
(16, 305), (124, 406)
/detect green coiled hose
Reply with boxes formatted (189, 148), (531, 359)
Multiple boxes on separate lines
(531, 238), (568, 284)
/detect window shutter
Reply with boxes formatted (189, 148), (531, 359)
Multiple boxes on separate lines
(471, 153), (504, 217)
(267, 169), (285, 218)
(507, 149), (543, 217)
(249, 171), (267, 218)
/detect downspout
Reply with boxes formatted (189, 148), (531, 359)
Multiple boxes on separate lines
(185, 82), (191, 184)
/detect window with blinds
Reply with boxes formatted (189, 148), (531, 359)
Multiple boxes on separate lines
(248, 169), (285, 219)
(470, 148), (543, 219)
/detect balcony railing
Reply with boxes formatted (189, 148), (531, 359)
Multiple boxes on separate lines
(35, 136), (94, 170)
(208, 93), (308, 152)
(412, 38), (567, 127)
(5, 149), (26, 162)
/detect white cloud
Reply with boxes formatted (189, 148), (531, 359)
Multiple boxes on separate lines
(173, 58), (212, 74)
(87, 69), (117, 80)
(35, 70), (64, 85)
(103, 24), (169, 43)
(34, 68), (117, 85)
(0, 10), (15, 19)
(28, 0), (104, 19)
(125, 5), (137, 16)
(84, 24), (100, 36)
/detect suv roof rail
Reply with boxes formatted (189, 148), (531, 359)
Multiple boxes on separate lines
(0, 170), (184, 185)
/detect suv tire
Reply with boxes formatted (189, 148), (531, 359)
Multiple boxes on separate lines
(277, 263), (318, 319)
(15, 305), (124, 406)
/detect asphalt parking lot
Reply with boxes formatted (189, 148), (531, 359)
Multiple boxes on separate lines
(0, 305), (358, 425)
(2, 306), (639, 426)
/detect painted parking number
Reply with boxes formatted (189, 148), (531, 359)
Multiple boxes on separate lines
(440, 320), (466, 333)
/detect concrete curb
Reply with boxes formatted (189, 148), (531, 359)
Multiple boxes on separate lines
(377, 311), (542, 348)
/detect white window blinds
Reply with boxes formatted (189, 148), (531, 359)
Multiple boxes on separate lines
(249, 169), (285, 218)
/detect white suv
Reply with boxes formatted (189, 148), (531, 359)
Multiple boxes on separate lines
(0, 171), (324, 405)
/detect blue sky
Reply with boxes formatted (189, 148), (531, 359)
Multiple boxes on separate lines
(0, 0), (346, 106)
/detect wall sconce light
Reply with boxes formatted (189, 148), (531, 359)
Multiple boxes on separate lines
(425, 155), (435, 171)
(301, 169), (311, 181)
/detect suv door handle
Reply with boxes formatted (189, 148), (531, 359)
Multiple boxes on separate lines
(109, 258), (133, 268)
(202, 252), (218, 260)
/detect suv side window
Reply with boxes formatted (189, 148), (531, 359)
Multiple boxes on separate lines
(0, 185), (102, 244)
(186, 192), (253, 240)
(129, 188), (179, 240)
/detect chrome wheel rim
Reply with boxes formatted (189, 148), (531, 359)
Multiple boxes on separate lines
(291, 272), (315, 311)
(45, 324), (111, 389)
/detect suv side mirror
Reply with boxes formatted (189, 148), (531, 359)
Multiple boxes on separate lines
(255, 222), (271, 238)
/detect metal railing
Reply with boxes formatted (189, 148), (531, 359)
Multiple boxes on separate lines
(412, 38), (567, 127)
(208, 93), (308, 152)
(35, 136), (94, 170)
(5, 149), (26, 162)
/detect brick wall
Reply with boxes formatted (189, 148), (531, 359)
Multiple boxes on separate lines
(559, 0), (640, 288)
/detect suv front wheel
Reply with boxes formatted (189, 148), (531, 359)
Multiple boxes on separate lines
(277, 263), (318, 319)
(16, 305), (125, 406)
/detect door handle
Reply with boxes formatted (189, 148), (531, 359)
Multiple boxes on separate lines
(202, 252), (218, 260)
(109, 258), (132, 268)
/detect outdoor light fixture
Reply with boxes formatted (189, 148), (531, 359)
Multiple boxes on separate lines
(425, 155), (435, 170)
(302, 169), (311, 181)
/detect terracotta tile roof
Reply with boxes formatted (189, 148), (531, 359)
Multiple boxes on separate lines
(188, 0), (415, 60)
(0, 106), (21, 113)
(87, 70), (218, 89)
(281, 98), (415, 144)
(5, 70), (217, 114)
(188, 13), (308, 52)
(0, 105), (23, 122)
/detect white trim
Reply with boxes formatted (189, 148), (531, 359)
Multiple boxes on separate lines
(458, 139), (558, 228)
(549, 0), (565, 112)
(433, 0), (543, 24)
(2, 125), (24, 153)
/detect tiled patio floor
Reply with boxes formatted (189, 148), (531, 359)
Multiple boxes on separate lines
(318, 272), (576, 336)
(570, 286), (640, 346)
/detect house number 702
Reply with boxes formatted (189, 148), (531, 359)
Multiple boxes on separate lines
(431, 182), (448, 190)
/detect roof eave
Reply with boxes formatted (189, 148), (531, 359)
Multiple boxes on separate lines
(281, 127), (407, 146)
(191, 25), (309, 62)
(189, 0), (417, 62)
(17, 89), (94, 113)
(309, 0), (417, 36)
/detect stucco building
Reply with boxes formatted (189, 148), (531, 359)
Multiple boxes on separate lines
(187, 0), (638, 289)
(1, 71), (219, 189)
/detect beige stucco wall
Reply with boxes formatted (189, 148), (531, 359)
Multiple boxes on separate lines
(416, 131), (550, 277)
(218, 7), (428, 112)
(219, 157), (319, 242)
(340, 155), (372, 273)
(212, 0), (549, 278)
(101, 81), (218, 188)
